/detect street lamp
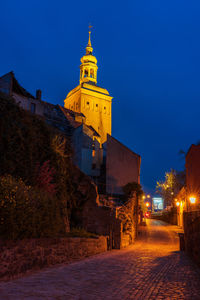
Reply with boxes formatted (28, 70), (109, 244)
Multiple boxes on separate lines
(189, 196), (196, 204)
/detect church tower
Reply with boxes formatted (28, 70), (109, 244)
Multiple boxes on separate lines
(64, 30), (113, 144)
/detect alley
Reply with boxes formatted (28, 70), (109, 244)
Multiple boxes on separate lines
(1, 220), (200, 300)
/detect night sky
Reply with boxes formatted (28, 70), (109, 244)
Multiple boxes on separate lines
(1, 0), (200, 194)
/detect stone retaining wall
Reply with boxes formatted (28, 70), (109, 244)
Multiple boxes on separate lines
(0, 236), (107, 281)
(82, 195), (137, 249)
(151, 209), (177, 225)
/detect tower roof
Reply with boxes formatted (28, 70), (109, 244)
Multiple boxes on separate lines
(80, 29), (98, 85)
(86, 30), (93, 55)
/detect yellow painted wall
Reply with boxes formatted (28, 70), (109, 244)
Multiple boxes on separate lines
(64, 84), (112, 145)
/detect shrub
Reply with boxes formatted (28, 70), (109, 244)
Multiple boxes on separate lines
(0, 175), (67, 239)
(0, 175), (32, 239)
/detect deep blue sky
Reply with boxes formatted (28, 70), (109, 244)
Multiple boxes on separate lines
(1, 0), (200, 194)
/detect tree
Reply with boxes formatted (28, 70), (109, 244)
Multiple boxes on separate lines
(156, 169), (185, 207)
(123, 182), (143, 200)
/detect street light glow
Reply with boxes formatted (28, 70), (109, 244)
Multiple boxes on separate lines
(189, 196), (196, 204)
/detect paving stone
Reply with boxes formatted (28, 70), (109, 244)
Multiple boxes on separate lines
(1, 220), (200, 299)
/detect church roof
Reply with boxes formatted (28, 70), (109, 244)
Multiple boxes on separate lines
(81, 82), (110, 96)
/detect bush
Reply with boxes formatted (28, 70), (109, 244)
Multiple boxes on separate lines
(0, 175), (67, 239)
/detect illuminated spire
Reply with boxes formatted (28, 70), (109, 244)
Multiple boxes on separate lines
(88, 30), (92, 47)
(86, 25), (93, 54)
(80, 27), (98, 84)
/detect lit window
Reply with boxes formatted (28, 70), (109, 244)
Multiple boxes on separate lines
(92, 142), (95, 157)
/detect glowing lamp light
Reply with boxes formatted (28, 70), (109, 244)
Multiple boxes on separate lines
(147, 195), (150, 199)
(176, 201), (180, 207)
(142, 195), (146, 200)
(146, 202), (150, 207)
(189, 196), (196, 204)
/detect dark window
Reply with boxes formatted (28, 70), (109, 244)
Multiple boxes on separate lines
(31, 103), (36, 114)
(87, 101), (89, 105)
(96, 104), (98, 107)
(92, 163), (96, 169)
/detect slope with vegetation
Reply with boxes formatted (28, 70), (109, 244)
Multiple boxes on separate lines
(0, 92), (94, 239)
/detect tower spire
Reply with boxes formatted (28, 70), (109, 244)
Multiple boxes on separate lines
(80, 27), (98, 84)
(87, 30), (92, 47)
(86, 25), (93, 54)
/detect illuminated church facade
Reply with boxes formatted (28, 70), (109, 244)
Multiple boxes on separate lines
(64, 31), (112, 145)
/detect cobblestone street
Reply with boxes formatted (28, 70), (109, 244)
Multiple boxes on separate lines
(1, 219), (200, 300)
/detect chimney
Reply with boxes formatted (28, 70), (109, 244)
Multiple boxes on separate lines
(36, 89), (42, 100)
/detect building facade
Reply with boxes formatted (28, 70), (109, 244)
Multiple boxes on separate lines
(64, 31), (112, 145)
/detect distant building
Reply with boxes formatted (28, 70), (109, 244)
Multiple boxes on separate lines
(0, 71), (44, 115)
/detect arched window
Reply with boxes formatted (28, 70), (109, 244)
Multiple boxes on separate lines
(90, 69), (94, 78)
(84, 69), (88, 77)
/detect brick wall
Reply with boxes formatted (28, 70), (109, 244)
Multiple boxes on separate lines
(0, 236), (107, 281)
(183, 211), (200, 266)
